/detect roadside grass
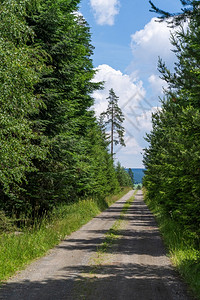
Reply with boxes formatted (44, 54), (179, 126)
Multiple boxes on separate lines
(143, 190), (200, 299)
(0, 187), (132, 283)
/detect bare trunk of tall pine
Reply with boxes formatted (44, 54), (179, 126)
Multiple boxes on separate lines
(111, 102), (114, 157)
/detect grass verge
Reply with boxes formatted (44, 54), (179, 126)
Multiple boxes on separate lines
(143, 189), (200, 299)
(0, 187), (132, 283)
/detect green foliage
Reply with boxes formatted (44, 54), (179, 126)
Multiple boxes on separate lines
(0, 0), (120, 219)
(0, 0), (47, 213)
(22, 0), (119, 214)
(143, 8), (200, 243)
(0, 211), (16, 233)
(136, 184), (142, 190)
(128, 168), (135, 186)
(115, 162), (133, 188)
(23, 0), (98, 207)
(149, 0), (200, 26)
(144, 191), (200, 299)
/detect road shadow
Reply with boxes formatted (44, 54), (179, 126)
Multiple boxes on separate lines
(0, 262), (194, 300)
(57, 228), (165, 257)
(0, 192), (195, 300)
(56, 194), (164, 257)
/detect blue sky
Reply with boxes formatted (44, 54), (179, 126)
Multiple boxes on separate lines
(79, 0), (183, 168)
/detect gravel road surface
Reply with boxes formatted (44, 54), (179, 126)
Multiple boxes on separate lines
(0, 190), (194, 300)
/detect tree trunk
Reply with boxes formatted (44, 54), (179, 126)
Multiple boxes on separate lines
(111, 102), (114, 157)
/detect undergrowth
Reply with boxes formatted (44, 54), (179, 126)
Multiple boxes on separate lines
(0, 187), (132, 282)
(143, 189), (200, 299)
(0, 211), (16, 233)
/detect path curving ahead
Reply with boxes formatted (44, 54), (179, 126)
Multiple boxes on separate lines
(0, 191), (194, 300)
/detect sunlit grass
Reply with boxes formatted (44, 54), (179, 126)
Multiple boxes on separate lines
(144, 189), (200, 299)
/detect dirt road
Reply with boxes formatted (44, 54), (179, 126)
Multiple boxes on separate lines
(0, 190), (193, 299)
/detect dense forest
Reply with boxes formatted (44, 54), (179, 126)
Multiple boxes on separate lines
(0, 0), (133, 222)
(144, 1), (200, 244)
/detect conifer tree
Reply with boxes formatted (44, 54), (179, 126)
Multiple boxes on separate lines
(115, 162), (132, 187)
(0, 0), (123, 218)
(143, 6), (200, 238)
(128, 168), (135, 187)
(100, 88), (125, 157)
(0, 0), (47, 214)
(149, 0), (200, 26)
(23, 0), (103, 210)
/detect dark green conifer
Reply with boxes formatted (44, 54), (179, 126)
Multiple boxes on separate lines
(143, 5), (200, 238)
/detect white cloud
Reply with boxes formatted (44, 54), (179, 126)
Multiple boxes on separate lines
(90, 18), (188, 167)
(92, 64), (145, 117)
(128, 18), (176, 79)
(120, 137), (143, 155)
(136, 106), (161, 131)
(131, 18), (174, 61)
(91, 18), (175, 167)
(115, 137), (144, 168)
(115, 106), (161, 168)
(90, 0), (120, 25)
(148, 74), (167, 95)
(92, 64), (155, 167)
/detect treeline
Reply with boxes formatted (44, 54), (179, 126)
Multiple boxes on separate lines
(143, 1), (200, 242)
(0, 0), (132, 221)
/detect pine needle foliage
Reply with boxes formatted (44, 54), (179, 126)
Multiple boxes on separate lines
(144, 4), (200, 244)
(149, 0), (200, 26)
(0, 0), (123, 219)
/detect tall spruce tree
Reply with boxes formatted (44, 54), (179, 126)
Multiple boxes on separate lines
(0, 0), (47, 215)
(0, 0), (122, 218)
(22, 0), (120, 214)
(100, 88), (125, 157)
(22, 0), (100, 211)
(143, 6), (200, 238)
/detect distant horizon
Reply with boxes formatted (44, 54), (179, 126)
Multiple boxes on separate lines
(125, 167), (145, 170)
(125, 168), (145, 184)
